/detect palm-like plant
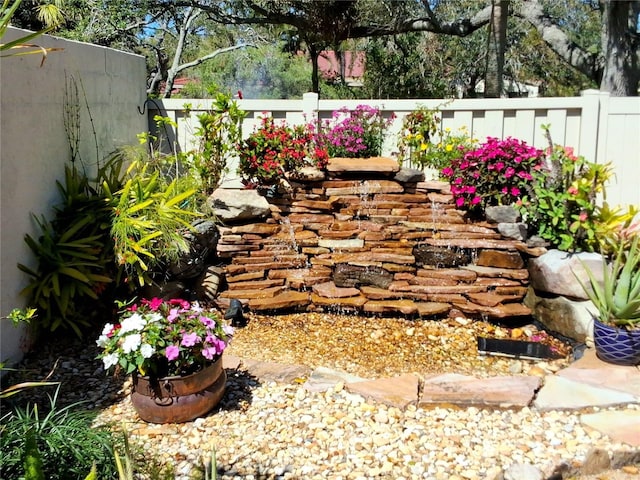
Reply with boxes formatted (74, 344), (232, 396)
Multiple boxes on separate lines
(1, 0), (62, 64)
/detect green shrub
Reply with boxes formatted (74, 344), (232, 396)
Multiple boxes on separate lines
(18, 158), (123, 336)
(518, 126), (638, 252)
(0, 391), (119, 480)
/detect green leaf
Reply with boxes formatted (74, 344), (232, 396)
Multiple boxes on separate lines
(58, 267), (90, 283)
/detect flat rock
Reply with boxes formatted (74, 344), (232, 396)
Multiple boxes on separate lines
(312, 281), (361, 298)
(363, 299), (418, 315)
(327, 157), (400, 174)
(345, 373), (420, 409)
(476, 249), (524, 269)
(452, 301), (532, 318)
(558, 349), (640, 398)
(325, 180), (404, 196)
(418, 373), (540, 408)
(239, 358), (311, 383)
(310, 293), (367, 308)
(466, 292), (524, 307)
(416, 302), (451, 316)
(533, 375), (637, 410)
(462, 265), (529, 280)
(304, 366), (368, 393)
(248, 291), (310, 310)
(580, 410), (640, 446)
(231, 223), (281, 235)
(318, 238), (365, 249)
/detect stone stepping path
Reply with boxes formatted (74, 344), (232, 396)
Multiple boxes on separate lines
(224, 348), (640, 447)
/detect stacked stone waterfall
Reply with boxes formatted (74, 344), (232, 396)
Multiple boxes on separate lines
(212, 157), (536, 319)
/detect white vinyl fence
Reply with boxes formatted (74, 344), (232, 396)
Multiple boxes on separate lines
(149, 90), (639, 210)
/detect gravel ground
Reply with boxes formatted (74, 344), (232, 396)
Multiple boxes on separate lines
(3, 312), (639, 480)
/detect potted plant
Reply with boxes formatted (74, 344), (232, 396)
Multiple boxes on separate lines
(97, 297), (234, 423)
(576, 234), (640, 365)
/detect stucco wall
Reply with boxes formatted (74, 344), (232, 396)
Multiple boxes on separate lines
(0, 28), (147, 366)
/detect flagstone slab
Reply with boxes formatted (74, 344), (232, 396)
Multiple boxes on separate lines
(345, 374), (420, 409)
(304, 367), (368, 393)
(558, 349), (640, 398)
(327, 157), (400, 174)
(248, 291), (310, 310)
(534, 376), (637, 411)
(238, 358), (311, 384)
(417, 373), (540, 408)
(580, 410), (640, 446)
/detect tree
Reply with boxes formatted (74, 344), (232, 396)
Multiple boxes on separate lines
(517, 0), (639, 96)
(484, 0), (508, 97)
(206, 0), (638, 96)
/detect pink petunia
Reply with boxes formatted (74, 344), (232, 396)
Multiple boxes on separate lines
(201, 347), (218, 360)
(181, 332), (200, 347)
(167, 308), (180, 323)
(165, 345), (180, 361)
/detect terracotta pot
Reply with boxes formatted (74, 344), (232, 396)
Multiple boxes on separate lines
(593, 319), (640, 366)
(131, 355), (226, 423)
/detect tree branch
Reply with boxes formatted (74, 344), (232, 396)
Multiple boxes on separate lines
(515, 0), (602, 83)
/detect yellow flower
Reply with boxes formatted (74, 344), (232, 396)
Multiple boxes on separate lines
(445, 144), (453, 152)
(420, 143), (428, 151)
(415, 133), (423, 141)
(445, 127), (451, 132)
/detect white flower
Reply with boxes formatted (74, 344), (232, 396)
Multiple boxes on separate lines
(147, 312), (163, 323)
(140, 343), (155, 358)
(119, 313), (145, 333)
(102, 353), (119, 370)
(96, 334), (109, 348)
(121, 333), (142, 353)
(101, 323), (115, 336)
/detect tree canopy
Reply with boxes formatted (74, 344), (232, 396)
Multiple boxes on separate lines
(12, 0), (639, 97)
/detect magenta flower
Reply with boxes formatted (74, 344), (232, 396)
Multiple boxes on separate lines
(165, 345), (180, 361)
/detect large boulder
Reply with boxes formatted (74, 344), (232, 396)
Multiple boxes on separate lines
(207, 188), (271, 223)
(528, 249), (605, 300)
(525, 289), (594, 342)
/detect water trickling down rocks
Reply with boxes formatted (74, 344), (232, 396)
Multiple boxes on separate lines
(212, 158), (541, 320)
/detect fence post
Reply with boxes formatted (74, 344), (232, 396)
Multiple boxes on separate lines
(579, 89), (604, 163)
(302, 92), (319, 124)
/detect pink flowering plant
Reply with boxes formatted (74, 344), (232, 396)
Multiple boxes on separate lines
(96, 298), (233, 378)
(516, 127), (636, 253)
(237, 116), (329, 189)
(318, 105), (394, 158)
(442, 136), (543, 211)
